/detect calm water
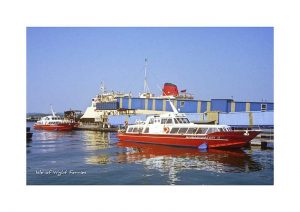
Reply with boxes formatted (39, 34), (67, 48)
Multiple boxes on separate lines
(26, 122), (274, 185)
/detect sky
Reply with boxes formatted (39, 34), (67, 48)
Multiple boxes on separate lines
(27, 27), (273, 113)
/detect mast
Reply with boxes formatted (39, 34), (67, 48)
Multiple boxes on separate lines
(143, 58), (150, 93)
(168, 99), (179, 114)
(50, 104), (56, 116)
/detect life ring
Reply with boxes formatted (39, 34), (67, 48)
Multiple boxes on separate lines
(163, 127), (170, 133)
(244, 130), (249, 136)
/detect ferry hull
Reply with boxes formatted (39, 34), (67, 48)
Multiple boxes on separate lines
(117, 131), (260, 149)
(33, 123), (76, 131)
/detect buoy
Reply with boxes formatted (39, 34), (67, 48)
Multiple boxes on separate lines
(198, 143), (208, 150)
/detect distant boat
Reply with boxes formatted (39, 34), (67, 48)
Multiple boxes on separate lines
(117, 100), (260, 149)
(33, 106), (78, 131)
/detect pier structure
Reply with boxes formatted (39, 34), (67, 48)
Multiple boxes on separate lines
(113, 97), (273, 126)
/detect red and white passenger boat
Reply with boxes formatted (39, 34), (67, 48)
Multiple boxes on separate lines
(117, 101), (260, 149)
(34, 106), (78, 131)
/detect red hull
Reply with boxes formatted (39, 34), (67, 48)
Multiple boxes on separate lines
(33, 123), (77, 131)
(117, 131), (260, 149)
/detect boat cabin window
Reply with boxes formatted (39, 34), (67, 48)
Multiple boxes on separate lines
(170, 128), (180, 134)
(182, 118), (190, 123)
(154, 118), (160, 124)
(161, 118), (173, 124)
(166, 119), (173, 124)
(196, 128), (208, 134)
(175, 118), (190, 124)
(148, 118), (154, 124)
(187, 128), (197, 134)
(206, 128), (217, 134)
(175, 118), (183, 124)
(178, 128), (188, 134)
(219, 127), (229, 132)
(127, 127), (133, 132)
(144, 127), (149, 133)
(133, 128), (138, 132)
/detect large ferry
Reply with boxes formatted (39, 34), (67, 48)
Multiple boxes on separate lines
(117, 100), (260, 149)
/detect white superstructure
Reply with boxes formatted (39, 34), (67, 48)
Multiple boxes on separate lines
(125, 101), (232, 135)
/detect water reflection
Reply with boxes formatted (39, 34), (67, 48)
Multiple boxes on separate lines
(81, 131), (111, 151)
(81, 131), (114, 165)
(116, 141), (262, 184)
(34, 130), (67, 141)
(86, 155), (110, 165)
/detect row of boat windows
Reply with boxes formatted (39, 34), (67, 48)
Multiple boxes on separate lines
(170, 127), (216, 134)
(45, 117), (62, 120)
(128, 127), (144, 133)
(43, 122), (62, 125)
(38, 121), (62, 124)
(127, 127), (232, 134)
(149, 118), (190, 124)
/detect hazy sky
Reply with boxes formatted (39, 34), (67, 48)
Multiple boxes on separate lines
(27, 27), (273, 113)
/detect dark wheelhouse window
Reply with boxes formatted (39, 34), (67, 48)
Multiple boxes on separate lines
(170, 128), (179, 134)
(128, 128), (133, 132)
(161, 119), (167, 124)
(183, 118), (190, 123)
(133, 128), (138, 132)
(166, 118), (173, 124)
(144, 127), (149, 133)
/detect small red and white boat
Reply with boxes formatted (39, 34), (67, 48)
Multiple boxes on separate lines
(34, 106), (78, 131)
(117, 101), (260, 149)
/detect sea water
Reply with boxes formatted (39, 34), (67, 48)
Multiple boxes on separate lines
(26, 122), (273, 185)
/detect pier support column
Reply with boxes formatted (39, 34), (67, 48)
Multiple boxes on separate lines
(246, 102), (250, 112)
(197, 101), (202, 113)
(152, 99), (156, 111)
(207, 101), (211, 112)
(144, 98), (148, 110)
(231, 101), (235, 112)
(119, 97), (123, 108)
(128, 98), (132, 109)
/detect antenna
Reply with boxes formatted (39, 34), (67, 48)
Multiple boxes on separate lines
(100, 82), (105, 94)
